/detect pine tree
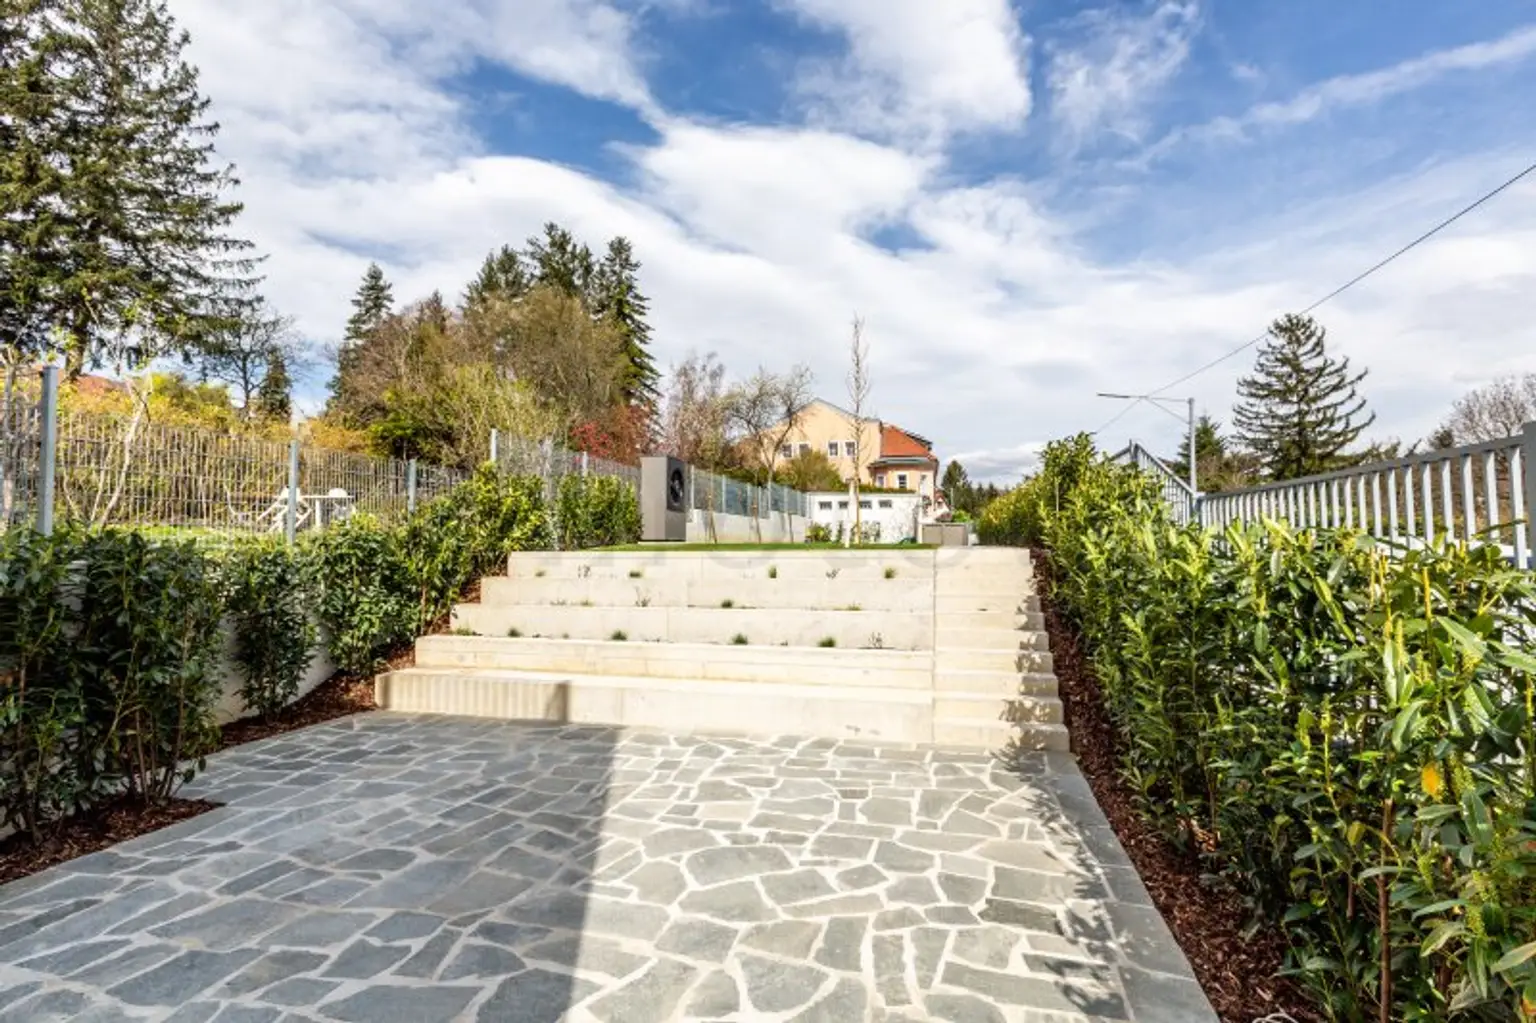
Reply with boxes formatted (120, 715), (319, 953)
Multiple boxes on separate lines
(592, 237), (658, 406)
(1233, 314), (1374, 481)
(941, 461), (974, 514)
(526, 222), (593, 299)
(344, 263), (393, 346)
(254, 350), (291, 422)
(5, 0), (258, 375)
(464, 245), (527, 309)
(1173, 415), (1226, 471)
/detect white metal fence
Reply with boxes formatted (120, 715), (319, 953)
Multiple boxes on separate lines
(1119, 423), (1536, 568)
(1116, 441), (1199, 526)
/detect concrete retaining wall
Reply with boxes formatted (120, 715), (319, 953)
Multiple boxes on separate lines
(479, 576), (933, 612)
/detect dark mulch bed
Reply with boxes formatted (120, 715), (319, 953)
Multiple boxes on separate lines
(2, 646), (409, 888)
(0, 795), (219, 888)
(1030, 549), (1320, 1023)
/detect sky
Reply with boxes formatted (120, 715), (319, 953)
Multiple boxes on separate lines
(165, 0), (1536, 481)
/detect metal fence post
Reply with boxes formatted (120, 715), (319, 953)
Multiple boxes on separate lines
(35, 366), (59, 536)
(285, 440), (300, 544)
(1523, 421), (1536, 568)
(581, 451), (589, 477)
(407, 458), (418, 514)
(489, 429), (500, 466)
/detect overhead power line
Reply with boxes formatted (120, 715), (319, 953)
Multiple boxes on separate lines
(1092, 158), (1536, 435)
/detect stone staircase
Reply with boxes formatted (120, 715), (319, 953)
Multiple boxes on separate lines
(377, 547), (1067, 750)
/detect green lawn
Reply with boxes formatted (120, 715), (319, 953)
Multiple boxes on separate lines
(596, 542), (935, 552)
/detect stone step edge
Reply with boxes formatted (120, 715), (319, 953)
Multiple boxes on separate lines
(378, 667), (934, 705)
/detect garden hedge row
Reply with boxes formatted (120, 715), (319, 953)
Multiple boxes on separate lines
(1005, 435), (1535, 1021)
(0, 465), (639, 843)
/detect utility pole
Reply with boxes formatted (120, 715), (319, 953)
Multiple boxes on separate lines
(1096, 392), (1198, 493)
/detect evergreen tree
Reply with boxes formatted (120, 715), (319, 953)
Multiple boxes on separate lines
(1233, 314), (1374, 481)
(344, 262), (393, 346)
(1173, 415), (1226, 472)
(941, 461), (974, 514)
(464, 245), (528, 309)
(526, 222), (593, 299)
(592, 237), (659, 406)
(3, 0), (257, 375)
(254, 350), (291, 422)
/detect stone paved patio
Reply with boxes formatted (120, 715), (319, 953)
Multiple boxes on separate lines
(0, 714), (1215, 1022)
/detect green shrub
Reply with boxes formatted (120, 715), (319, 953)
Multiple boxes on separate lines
(302, 516), (416, 674)
(0, 527), (81, 838)
(556, 474), (640, 550)
(223, 538), (316, 720)
(71, 531), (226, 805)
(1031, 433), (1536, 1021)
(806, 523), (832, 544)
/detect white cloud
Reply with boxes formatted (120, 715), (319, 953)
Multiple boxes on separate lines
(1151, 23), (1536, 156)
(777, 0), (1032, 140)
(167, 0), (1536, 484)
(1046, 1), (1199, 146)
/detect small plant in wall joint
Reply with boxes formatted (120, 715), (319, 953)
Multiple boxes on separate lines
(628, 569), (643, 579)
(610, 629), (628, 641)
(720, 598), (734, 609)
(452, 625), (477, 636)
(636, 595), (651, 607)
(826, 568), (840, 579)
(506, 627), (523, 638)
(534, 569), (546, 578)
(767, 565), (778, 579)
(731, 633), (749, 645)
(818, 636), (837, 648)
(884, 567), (897, 579)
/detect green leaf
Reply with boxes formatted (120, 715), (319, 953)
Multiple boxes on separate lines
(1421, 920), (1467, 956)
(1492, 942), (1536, 973)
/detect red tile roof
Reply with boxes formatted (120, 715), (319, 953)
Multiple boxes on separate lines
(878, 424), (933, 459)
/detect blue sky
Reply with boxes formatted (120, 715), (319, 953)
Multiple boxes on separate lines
(169, 0), (1536, 479)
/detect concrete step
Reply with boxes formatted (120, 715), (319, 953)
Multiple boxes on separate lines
(936, 610), (1045, 630)
(377, 669), (932, 744)
(935, 594), (1041, 615)
(934, 669), (1058, 696)
(931, 627), (1050, 651)
(414, 635), (934, 690)
(935, 579), (1031, 598)
(931, 718), (1068, 751)
(479, 576), (932, 613)
(936, 647), (1054, 673)
(452, 604), (932, 651)
(935, 693), (1063, 724)
(506, 551), (935, 582)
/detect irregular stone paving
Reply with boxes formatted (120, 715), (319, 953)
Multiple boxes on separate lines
(0, 714), (1216, 1022)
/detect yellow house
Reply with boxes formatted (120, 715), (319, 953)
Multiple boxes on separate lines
(765, 399), (938, 494)
(768, 399), (884, 484)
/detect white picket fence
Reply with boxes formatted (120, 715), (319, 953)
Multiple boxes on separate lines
(1119, 424), (1536, 568)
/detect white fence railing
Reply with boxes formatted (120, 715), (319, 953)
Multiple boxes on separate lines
(1115, 441), (1199, 526)
(1118, 423), (1536, 568)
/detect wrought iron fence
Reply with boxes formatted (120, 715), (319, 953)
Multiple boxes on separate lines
(0, 389), (42, 529)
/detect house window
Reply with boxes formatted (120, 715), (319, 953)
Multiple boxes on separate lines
(878, 500), (892, 509)
(797, 443), (810, 456)
(843, 441), (856, 457)
(859, 500), (872, 509)
(837, 501), (849, 509)
(897, 473), (909, 490)
(875, 474), (886, 487)
(826, 441), (839, 458)
(818, 501), (833, 511)
(780, 444), (794, 459)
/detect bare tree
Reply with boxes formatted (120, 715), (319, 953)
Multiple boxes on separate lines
(481, 285), (628, 432)
(1440, 374), (1536, 445)
(845, 316), (871, 545)
(200, 302), (310, 417)
(724, 364), (815, 489)
(659, 352), (729, 468)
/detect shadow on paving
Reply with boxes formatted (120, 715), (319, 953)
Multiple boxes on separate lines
(0, 713), (620, 1023)
(0, 712), (1217, 1022)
